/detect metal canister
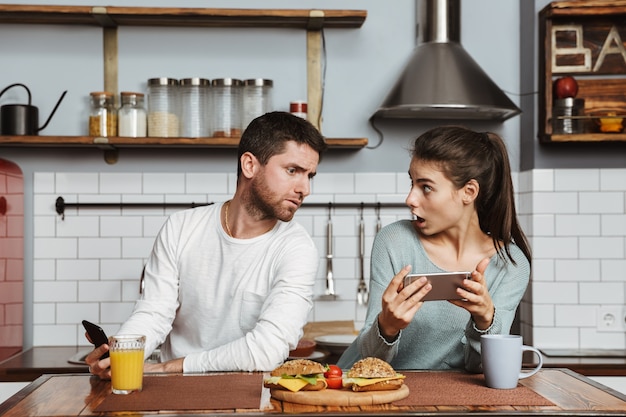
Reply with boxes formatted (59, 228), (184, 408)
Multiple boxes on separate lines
(180, 78), (211, 138)
(211, 78), (243, 138)
(242, 78), (273, 129)
(89, 91), (117, 137)
(553, 98), (585, 134)
(147, 77), (180, 137)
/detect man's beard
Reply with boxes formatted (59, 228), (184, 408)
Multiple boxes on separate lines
(246, 175), (299, 223)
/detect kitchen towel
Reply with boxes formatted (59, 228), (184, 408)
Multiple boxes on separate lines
(393, 371), (555, 406)
(94, 373), (264, 412)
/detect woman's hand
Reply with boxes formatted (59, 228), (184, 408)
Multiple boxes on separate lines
(449, 257), (494, 330)
(84, 343), (111, 380)
(377, 265), (432, 341)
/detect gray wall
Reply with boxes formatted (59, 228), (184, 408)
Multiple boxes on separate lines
(1, 0), (522, 174)
(4, 1), (623, 173)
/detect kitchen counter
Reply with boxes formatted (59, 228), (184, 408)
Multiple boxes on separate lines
(1, 369), (625, 416)
(2, 345), (626, 382)
(0, 347), (89, 382)
(536, 349), (626, 376)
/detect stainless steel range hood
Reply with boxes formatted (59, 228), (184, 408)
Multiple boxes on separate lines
(372, 0), (521, 121)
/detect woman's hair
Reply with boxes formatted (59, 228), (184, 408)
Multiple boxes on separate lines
(411, 126), (531, 265)
(237, 111), (327, 178)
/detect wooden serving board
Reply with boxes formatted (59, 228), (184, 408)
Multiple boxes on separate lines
(270, 384), (409, 406)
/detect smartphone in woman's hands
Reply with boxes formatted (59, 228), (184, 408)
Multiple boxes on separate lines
(403, 272), (471, 301)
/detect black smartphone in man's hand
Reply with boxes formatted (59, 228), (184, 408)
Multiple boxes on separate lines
(82, 320), (110, 359)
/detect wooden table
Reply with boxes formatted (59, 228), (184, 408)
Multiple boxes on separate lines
(1, 369), (625, 416)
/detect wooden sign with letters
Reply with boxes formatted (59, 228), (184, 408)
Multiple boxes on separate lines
(552, 19), (626, 74)
(538, 1), (626, 141)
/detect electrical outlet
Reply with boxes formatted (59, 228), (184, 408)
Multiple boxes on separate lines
(596, 306), (626, 332)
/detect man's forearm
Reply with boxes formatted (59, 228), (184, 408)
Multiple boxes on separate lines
(145, 357), (184, 373)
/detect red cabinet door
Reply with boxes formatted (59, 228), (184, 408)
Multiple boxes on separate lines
(0, 158), (23, 361)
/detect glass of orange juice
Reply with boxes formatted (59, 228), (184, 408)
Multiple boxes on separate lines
(109, 334), (146, 395)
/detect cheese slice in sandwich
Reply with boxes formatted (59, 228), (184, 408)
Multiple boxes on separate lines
(263, 359), (327, 392)
(344, 357), (405, 392)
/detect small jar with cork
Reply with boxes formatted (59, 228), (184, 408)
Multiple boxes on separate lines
(89, 91), (117, 137)
(118, 91), (147, 137)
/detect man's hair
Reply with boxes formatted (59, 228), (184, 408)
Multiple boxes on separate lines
(237, 111), (327, 177)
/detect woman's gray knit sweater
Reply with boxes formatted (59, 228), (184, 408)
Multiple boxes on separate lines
(337, 220), (530, 372)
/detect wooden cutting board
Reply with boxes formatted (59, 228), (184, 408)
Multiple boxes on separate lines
(270, 384), (409, 406)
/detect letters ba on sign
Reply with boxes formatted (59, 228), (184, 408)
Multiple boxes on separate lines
(552, 21), (626, 74)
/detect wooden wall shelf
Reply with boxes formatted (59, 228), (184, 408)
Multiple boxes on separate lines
(0, 5), (366, 29)
(0, 136), (368, 149)
(539, 1), (626, 143)
(0, 5), (368, 161)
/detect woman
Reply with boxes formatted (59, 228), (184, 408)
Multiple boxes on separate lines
(337, 126), (531, 372)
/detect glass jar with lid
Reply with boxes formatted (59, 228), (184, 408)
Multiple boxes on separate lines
(242, 78), (273, 129)
(211, 78), (243, 138)
(180, 78), (210, 138)
(147, 77), (180, 137)
(89, 91), (117, 137)
(118, 91), (147, 137)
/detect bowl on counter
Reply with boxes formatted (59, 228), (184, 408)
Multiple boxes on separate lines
(314, 334), (357, 356)
(287, 339), (329, 362)
(288, 339), (316, 358)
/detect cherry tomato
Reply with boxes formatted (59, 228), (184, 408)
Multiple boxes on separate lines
(325, 376), (343, 390)
(324, 364), (342, 378)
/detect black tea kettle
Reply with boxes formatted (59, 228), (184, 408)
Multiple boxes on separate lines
(0, 83), (67, 135)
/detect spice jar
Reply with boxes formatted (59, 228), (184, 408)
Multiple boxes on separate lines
(118, 92), (147, 137)
(180, 78), (211, 138)
(242, 78), (273, 129)
(89, 91), (117, 137)
(211, 78), (243, 138)
(147, 77), (180, 137)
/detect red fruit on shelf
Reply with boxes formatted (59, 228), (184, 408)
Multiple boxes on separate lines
(554, 76), (578, 99)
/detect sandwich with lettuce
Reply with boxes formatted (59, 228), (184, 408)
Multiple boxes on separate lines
(263, 359), (328, 392)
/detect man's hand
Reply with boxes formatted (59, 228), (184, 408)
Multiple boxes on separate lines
(84, 343), (111, 380)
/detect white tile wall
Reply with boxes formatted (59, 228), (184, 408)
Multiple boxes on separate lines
(32, 171), (411, 345)
(520, 168), (626, 350)
(31, 168), (626, 351)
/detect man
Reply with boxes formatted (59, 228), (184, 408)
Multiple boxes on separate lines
(86, 111), (327, 376)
